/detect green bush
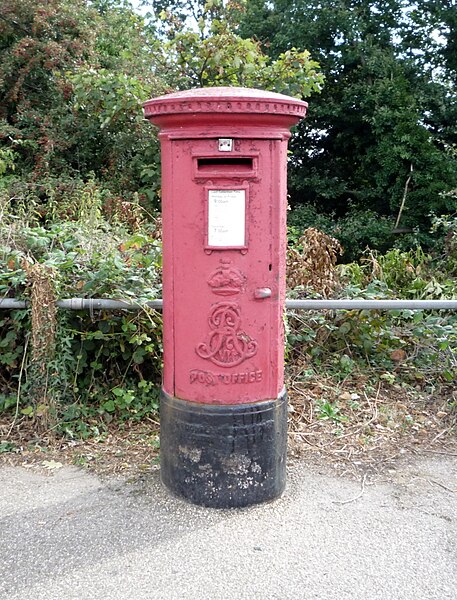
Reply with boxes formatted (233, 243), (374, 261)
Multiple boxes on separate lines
(288, 205), (395, 261)
(287, 292), (457, 386)
(287, 241), (457, 386)
(0, 189), (163, 436)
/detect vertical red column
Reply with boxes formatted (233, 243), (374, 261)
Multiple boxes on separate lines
(144, 87), (307, 507)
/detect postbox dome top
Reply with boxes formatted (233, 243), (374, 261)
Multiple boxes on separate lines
(143, 86), (307, 124)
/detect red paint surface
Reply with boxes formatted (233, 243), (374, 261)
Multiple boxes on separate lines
(144, 87), (307, 404)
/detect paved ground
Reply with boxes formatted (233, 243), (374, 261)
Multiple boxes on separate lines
(0, 454), (456, 600)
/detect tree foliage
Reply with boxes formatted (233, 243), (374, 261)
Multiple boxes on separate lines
(1, 0), (324, 215)
(0, 0), (166, 209)
(151, 0), (324, 95)
(240, 0), (457, 245)
(1, 0), (455, 247)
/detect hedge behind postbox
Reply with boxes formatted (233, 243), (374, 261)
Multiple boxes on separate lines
(0, 208), (163, 437)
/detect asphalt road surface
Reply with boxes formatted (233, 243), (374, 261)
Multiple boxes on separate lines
(0, 455), (455, 600)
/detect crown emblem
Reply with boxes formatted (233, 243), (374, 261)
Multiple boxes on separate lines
(207, 260), (246, 296)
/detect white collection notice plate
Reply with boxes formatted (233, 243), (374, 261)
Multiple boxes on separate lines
(207, 189), (246, 247)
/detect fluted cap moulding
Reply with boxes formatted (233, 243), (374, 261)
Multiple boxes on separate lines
(143, 86), (308, 133)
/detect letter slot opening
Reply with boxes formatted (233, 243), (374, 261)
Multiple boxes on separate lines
(196, 157), (255, 175)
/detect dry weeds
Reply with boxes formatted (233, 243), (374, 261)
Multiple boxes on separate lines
(287, 227), (343, 296)
(1, 378), (455, 481)
(288, 371), (457, 478)
(0, 418), (161, 479)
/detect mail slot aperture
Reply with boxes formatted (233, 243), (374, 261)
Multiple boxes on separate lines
(195, 156), (256, 178)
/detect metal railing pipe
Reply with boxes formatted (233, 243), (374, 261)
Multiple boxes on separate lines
(0, 299), (27, 309)
(1, 298), (457, 311)
(285, 299), (457, 310)
(0, 298), (163, 310)
(57, 298), (164, 311)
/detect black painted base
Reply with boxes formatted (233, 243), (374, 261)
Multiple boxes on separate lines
(159, 389), (288, 508)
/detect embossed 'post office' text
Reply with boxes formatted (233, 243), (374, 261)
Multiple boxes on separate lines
(190, 368), (263, 386)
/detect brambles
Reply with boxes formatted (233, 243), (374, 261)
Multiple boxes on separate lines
(286, 225), (456, 466)
(0, 188), (163, 438)
(286, 225), (457, 387)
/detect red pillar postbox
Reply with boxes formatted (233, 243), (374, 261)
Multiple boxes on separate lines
(144, 87), (307, 507)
